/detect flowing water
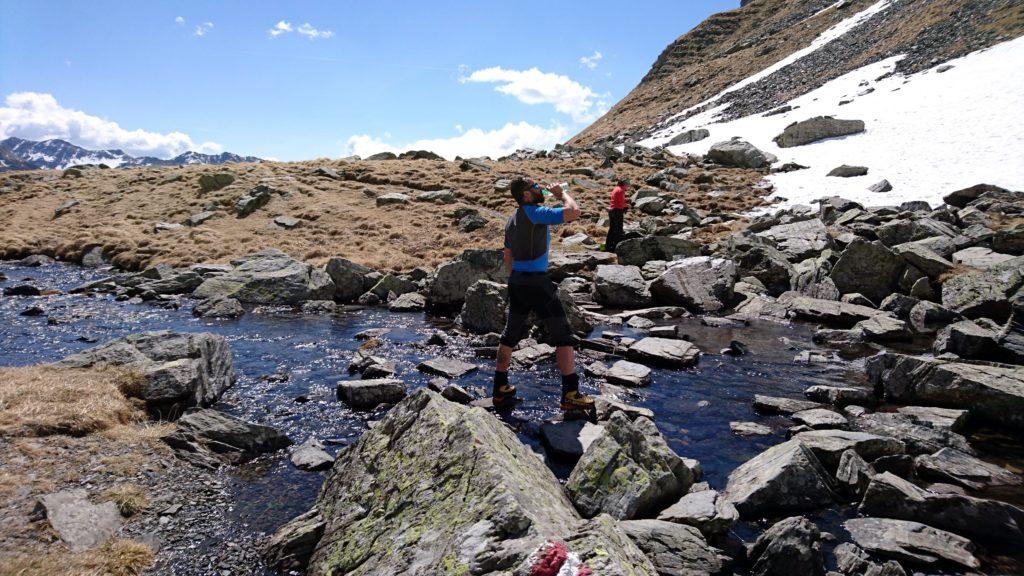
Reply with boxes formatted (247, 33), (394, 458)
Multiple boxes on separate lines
(2, 260), (1021, 574)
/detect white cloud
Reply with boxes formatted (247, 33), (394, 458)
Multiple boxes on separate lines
(344, 121), (569, 160)
(579, 51), (603, 69)
(0, 92), (222, 158)
(174, 16), (185, 25)
(297, 23), (334, 40)
(454, 124), (464, 134)
(268, 20), (293, 38)
(268, 21), (333, 40)
(194, 22), (213, 37)
(462, 66), (607, 123)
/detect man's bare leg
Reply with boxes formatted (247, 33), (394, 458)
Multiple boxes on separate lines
(555, 345), (575, 375)
(493, 344), (516, 406)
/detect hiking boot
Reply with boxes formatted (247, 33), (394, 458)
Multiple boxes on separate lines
(492, 383), (517, 407)
(560, 390), (595, 412)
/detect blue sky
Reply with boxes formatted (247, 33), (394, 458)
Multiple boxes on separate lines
(0, 1), (737, 161)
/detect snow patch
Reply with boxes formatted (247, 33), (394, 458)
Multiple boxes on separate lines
(644, 35), (1024, 209)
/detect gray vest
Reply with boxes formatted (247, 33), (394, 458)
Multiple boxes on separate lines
(504, 207), (548, 262)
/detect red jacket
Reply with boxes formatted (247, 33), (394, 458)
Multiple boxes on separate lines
(609, 185), (628, 210)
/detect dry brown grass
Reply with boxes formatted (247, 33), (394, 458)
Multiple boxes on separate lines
(0, 538), (155, 576)
(0, 367), (145, 438)
(0, 367), (169, 576)
(0, 156), (768, 271)
(102, 484), (149, 518)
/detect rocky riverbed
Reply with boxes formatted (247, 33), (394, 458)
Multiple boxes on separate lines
(1, 177), (1022, 575)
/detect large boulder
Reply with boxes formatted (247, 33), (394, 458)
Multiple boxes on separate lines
(942, 183), (1010, 208)
(55, 331), (234, 414)
(773, 116), (865, 148)
(865, 352), (1024, 430)
(306, 390), (588, 574)
(649, 257), (736, 313)
(723, 440), (835, 518)
(706, 139), (776, 168)
(615, 236), (701, 267)
(851, 411), (973, 456)
(162, 408), (291, 466)
(784, 295), (891, 327)
(324, 258), (374, 302)
(459, 279), (508, 334)
(747, 516), (824, 576)
(427, 249), (507, 308)
(829, 240), (904, 305)
(756, 219), (830, 262)
(263, 508), (327, 574)
(619, 519), (721, 576)
(733, 244), (795, 296)
(560, 515), (660, 576)
(193, 249), (335, 304)
(656, 488), (738, 538)
(860, 472), (1024, 547)
(566, 412), (694, 519)
(794, 429), (904, 470)
(941, 255), (1023, 322)
(594, 264), (652, 308)
(667, 128), (710, 146)
(844, 518), (979, 570)
(933, 319), (1001, 360)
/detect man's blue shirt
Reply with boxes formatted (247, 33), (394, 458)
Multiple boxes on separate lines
(507, 204), (563, 272)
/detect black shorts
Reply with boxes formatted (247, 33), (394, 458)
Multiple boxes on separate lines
(499, 272), (575, 348)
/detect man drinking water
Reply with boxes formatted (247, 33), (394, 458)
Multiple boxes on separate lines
(493, 177), (594, 417)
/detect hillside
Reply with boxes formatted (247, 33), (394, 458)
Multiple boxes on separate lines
(0, 152), (767, 271)
(572, 0), (1024, 146)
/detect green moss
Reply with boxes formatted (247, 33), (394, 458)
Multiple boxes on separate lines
(442, 553), (469, 576)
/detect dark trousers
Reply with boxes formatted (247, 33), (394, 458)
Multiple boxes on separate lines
(605, 209), (625, 252)
(499, 272), (574, 348)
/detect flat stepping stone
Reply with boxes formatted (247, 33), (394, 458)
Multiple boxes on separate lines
(730, 421), (772, 436)
(914, 447), (1022, 490)
(753, 395), (824, 415)
(354, 328), (390, 340)
(626, 337), (700, 368)
(290, 438), (334, 471)
(417, 357), (478, 379)
(791, 408), (848, 429)
(34, 489), (121, 552)
(896, 406), (968, 433)
(336, 378), (406, 410)
(604, 360), (652, 387)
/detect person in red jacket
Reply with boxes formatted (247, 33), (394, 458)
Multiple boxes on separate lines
(605, 179), (629, 252)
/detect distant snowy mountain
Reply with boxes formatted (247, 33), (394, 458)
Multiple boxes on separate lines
(0, 137), (262, 171)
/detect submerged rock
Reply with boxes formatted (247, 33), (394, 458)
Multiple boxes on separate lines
(566, 412), (694, 520)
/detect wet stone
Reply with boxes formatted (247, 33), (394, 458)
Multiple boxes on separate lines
(730, 421), (772, 436)
(604, 360), (652, 387)
(753, 395), (824, 415)
(336, 378), (406, 410)
(416, 357), (478, 379)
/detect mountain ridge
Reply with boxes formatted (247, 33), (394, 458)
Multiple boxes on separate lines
(0, 136), (262, 172)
